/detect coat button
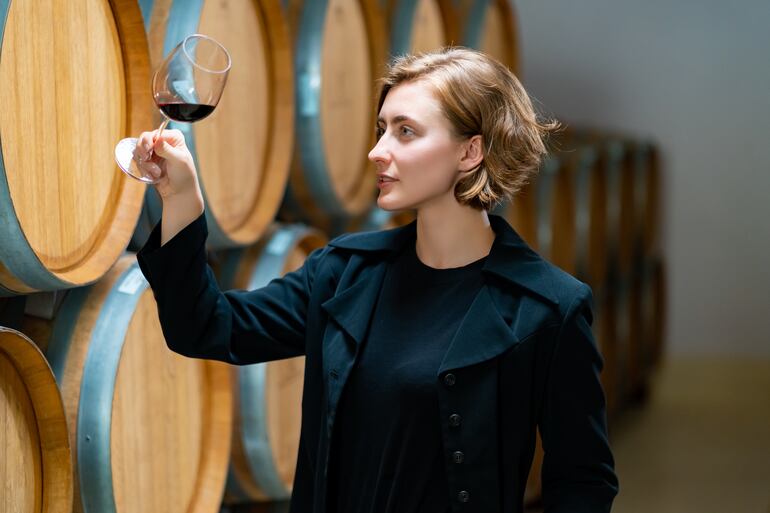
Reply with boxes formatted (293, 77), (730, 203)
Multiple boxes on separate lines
(443, 373), (456, 386)
(449, 413), (462, 427)
(457, 490), (470, 503)
(452, 450), (464, 464)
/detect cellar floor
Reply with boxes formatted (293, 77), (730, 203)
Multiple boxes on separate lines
(530, 356), (770, 513)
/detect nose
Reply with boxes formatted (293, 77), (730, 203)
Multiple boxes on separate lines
(368, 134), (391, 167)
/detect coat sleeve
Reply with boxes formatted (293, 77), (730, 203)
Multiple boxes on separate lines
(136, 212), (325, 365)
(539, 284), (620, 513)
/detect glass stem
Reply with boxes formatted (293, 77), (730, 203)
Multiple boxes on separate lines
(148, 117), (171, 159)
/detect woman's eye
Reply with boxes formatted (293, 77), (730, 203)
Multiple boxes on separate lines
(400, 126), (415, 137)
(375, 126), (385, 138)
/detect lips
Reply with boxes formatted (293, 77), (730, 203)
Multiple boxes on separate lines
(377, 174), (397, 183)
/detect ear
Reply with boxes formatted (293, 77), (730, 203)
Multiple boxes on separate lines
(458, 134), (484, 174)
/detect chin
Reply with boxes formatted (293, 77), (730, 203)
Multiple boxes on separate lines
(376, 195), (401, 211)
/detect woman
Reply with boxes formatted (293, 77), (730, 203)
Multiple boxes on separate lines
(134, 47), (619, 513)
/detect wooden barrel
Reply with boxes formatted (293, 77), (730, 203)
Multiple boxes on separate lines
(216, 224), (327, 503)
(565, 145), (609, 289)
(628, 144), (660, 396)
(0, 326), (72, 513)
(604, 140), (639, 403)
(501, 154), (571, 265)
(636, 255), (665, 387)
(132, 0), (295, 249)
(449, 0), (520, 73)
(45, 256), (233, 513)
(531, 138), (610, 283)
(0, 0), (152, 295)
(610, 141), (637, 278)
(558, 133), (636, 277)
(386, 0), (451, 56)
(643, 257), (666, 370)
(632, 141), (661, 263)
(280, 0), (386, 233)
(644, 145), (661, 256)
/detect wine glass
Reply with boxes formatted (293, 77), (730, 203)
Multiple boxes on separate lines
(114, 33), (231, 184)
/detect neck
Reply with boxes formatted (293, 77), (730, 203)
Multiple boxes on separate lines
(415, 199), (495, 269)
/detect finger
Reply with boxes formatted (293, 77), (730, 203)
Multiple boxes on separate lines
(137, 159), (162, 179)
(155, 128), (186, 148)
(134, 132), (155, 161)
(152, 139), (181, 160)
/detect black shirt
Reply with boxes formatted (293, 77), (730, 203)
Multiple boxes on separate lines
(326, 242), (487, 513)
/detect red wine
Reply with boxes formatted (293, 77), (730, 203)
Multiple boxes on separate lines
(158, 102), (215, 122)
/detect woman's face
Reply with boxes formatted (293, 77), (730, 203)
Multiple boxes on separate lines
(369, 81), (467, 212)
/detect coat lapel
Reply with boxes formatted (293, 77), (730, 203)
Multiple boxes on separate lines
(320, 254), (388, 414)
(320, 254), (387, 347)
(438, 284), (521, 374)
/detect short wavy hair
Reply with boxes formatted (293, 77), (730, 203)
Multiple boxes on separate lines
(377, 47), (559, 211)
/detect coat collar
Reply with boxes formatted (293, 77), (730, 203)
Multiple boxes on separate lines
(321, 214), (562, 375)
(328, 214), (561, 306)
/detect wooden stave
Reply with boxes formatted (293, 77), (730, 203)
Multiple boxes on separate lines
(648, 257), (666, 369)
(45, 256), (233, 513)
(454, 0), (520, 73)
(133, 0), (295, 250)
(217, 224), (326, 503)
(498, 154), (550, 251)
(281, 0), (386, 233)
(644, 144), (661, 257)
(386, 0), (451, 57)
(639, 256), (665, 382)
(631, 141), (661, 263)
(500, 154), (561, 256)
(565, 146), (607, 288)
(0, 326), (73, 513)
(0, 0), (151, 296)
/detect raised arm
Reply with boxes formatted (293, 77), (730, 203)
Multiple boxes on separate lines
(133, 128), (321, 365)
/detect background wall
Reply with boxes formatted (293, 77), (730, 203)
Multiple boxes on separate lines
(515, 0), (770, 356)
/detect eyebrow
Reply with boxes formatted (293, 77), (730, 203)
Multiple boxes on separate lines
(377, 114), (418, 125)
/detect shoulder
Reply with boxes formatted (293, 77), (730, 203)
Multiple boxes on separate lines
(484, 216), (592, 318)
(539, 258), (593, 318)
(327, 221), (416, 254)
(300, 226), (401, 283)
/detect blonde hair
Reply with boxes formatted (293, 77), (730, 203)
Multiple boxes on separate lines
(377, 47), (559, 211)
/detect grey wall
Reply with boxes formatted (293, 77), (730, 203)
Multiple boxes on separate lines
(514, 0), (770, 355)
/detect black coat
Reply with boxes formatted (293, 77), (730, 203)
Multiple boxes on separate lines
(136, 212), (619, 513)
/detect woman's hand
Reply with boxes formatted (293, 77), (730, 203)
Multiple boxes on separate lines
(134, 128), (205, 245)
(134, 128), (201, 200)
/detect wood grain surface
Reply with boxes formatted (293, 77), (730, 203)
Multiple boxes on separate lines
(0, 326), (72, 513)
(50, 256), (232, 513)
(478, 0), (520, 73)
(0, 0), (151, 292)
(409, 0), (447, 53)
(320, 0), (373, 202)
(196, 0), (270, 235)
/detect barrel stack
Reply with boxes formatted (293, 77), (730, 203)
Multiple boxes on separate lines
(1, 1), (664, 512)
